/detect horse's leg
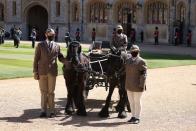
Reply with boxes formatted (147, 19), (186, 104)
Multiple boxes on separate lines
(116, 75), (128, 118)
(98, 78), (115, 117)
(64, 72), (75, 115)
(65, 82), (75, 115)
(74, 74), (87, 116)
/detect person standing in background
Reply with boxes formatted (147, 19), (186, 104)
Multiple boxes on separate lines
(65, 32), (71, 48)
(187, 30), (192, 47)
(92, 28), (96, 42)
(140, 30), (144, 44)
(154, 27), (159, 45)
(13, 28), (22, 48)
(31, 28), (37, 48)
(75, 28), (80, 42)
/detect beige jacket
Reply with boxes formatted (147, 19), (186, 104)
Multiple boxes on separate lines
(125, 56), (147, 92)
(33, 41), (64, 76)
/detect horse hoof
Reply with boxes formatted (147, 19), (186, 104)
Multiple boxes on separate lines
(98, 110), (109, 118)
(118, 111), (127, 119)
(76, 110), (87, 116)
(65, 107), (74, 115)
(115, 105), (120, 112)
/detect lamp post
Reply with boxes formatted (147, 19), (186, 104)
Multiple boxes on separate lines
(188, 0), (191, 30)
(68, 0), (70, 32)
(80, 0), (84, 41)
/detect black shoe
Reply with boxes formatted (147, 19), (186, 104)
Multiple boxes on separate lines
(128, 117), (135, 122)
(131, 118), (140, 124)
(76, 110), (87, 116)
(49, 113), (55, 118)
(39, 112), (47, 118)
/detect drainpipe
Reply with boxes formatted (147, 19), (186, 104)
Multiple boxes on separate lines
(68, 0), (71, 32)
(81, 0), (84, 41)
(188, 0), (191, 30)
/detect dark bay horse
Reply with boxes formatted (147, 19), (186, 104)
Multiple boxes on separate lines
(98, 48), (130, 118)
(63, 41), (89, 116)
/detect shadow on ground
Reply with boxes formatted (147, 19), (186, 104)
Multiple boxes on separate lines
(0, 98), (123, 127)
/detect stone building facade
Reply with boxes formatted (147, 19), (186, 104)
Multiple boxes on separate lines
(0, 0), (195, 46)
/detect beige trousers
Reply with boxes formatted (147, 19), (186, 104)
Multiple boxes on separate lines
(39, 73), (56, 113)
(127, 90), (143, 119)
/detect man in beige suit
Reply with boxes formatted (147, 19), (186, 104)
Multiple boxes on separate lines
(33, 28), (65, 118)
(125, 45), (147, 124)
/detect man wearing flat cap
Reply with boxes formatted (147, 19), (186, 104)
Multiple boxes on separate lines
(110, 25), (128, 51)
(33, 28), (65, 118)
(125, 45), (147, 124)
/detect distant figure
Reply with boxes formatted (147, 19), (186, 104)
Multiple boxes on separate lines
(75, 28), (80, 42)
(140, 30), (144, 44)
(154, 27), (159, 45)
(10, 25), (16, 39)
(0, 28), (5, 44)
(65, 32), (71, 48)
(112, 28), (116, 37)
(31, 28), (37, 48)
(92, 28), (96, 42)
(130, 28), (136, 44)
(13, 28), (22, 48)
(55, 26), (59, 42)
(187, 30), (192, 47)
(174, 28), (180, 46)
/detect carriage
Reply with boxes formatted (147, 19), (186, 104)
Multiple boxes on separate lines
(86, 41), (111, 91)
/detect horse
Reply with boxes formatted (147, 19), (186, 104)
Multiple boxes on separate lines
(62, 41), (89, 116)
(98, 47), (130, 118)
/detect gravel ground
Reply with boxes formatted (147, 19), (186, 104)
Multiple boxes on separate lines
(0, 66), (196, 131)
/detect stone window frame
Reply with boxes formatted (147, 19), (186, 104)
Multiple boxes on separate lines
(116, 2), (137, 24)
(88, 1), (108, 23)
(56, 0), (61, 17)
(146, 1), (168, 24)
(72, 2), (80, 22)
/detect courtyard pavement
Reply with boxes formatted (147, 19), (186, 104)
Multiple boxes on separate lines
(0, 40), (196, 131)
(0, 66), (196, 131)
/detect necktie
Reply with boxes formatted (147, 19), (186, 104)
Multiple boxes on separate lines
(48, 42), (52, 51)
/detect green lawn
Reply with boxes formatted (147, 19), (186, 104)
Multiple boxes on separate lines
(0, 42), (196, 80)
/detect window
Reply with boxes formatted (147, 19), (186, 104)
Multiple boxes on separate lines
(117, 3), (136, 24)
(146, 2), (168, 24)
(56, 1), (60, 16)
(72, 3), (79, 22)
(0, 4), (4, 21)
(12, 1), (16, 16)
(89, 2), (107, 23)
(177, 3), (186, 22)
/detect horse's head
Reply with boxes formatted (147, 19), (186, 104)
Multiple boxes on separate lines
(107, 49), (125, 76)
(67, 41), (82, 66)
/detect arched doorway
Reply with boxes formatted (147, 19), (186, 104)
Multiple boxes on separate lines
(27, 5), (48, 41)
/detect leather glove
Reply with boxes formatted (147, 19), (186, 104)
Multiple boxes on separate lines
(34, 72), (39, 80)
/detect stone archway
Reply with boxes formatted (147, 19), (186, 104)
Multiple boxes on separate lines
(26, 5), (48, 41)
